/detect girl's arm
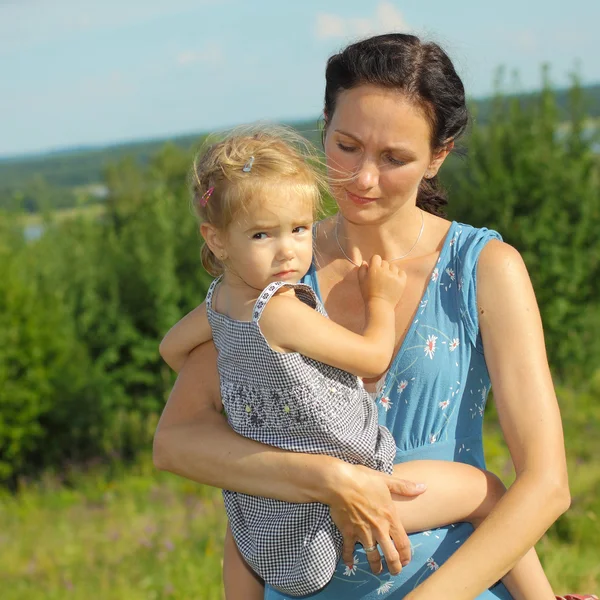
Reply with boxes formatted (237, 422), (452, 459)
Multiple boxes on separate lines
(260, 257), (406, 378)
(223, 523), (264, 600)
(390, 460), (555, 599)
(404, 240), (570, 600)
(159, 302), (212, 372)
(153, 341), (426, 577)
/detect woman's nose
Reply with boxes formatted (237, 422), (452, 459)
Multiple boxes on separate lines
(355, 158), (379, 190)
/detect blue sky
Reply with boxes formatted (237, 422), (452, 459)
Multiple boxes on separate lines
(1, 0), (598, 157)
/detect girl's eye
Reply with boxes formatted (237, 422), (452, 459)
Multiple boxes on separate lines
(292, 226), (309, 234)
(252, 232), (267, 240)
(337, 142), (357, 153)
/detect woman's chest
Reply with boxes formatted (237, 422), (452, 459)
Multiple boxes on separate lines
(317, 254), (439, 351)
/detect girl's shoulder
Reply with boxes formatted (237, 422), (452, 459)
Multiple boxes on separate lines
(253, 280), (322, 323)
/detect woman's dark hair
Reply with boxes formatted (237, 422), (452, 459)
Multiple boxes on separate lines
(324, 33), (469, 216)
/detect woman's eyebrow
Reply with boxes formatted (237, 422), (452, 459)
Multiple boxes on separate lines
(334, 129), (363, 143)
(334, 129), (417, 156)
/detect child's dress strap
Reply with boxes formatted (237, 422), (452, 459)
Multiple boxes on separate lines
(252, 281), (319, 322)
(204, 275), (222, 313)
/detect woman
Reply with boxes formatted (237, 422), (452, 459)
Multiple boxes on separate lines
(154, 34), (571, 599)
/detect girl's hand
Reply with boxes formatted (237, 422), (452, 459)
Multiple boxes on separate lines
(358, 255), (407, 307)
(327, 462), (426, 576)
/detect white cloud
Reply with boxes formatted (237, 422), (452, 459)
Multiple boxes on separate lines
(315, 14), (346, 40)
(315, 2), (411, 41)
(176, 44), (225, 67)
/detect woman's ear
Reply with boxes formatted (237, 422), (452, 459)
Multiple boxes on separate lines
(200, 223), (227, 261)
(427, 139), (455, 178)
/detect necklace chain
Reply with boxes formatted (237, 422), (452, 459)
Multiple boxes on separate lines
(335, 210), (425, 267)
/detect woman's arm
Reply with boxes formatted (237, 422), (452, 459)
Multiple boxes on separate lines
(153, 341), (425, 575)
(405, 240), (570, 600)
(158, 302), (212, 372)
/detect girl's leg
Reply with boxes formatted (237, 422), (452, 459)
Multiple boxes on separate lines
(391, 460), (554, 600)
(223, 521), (265, 600)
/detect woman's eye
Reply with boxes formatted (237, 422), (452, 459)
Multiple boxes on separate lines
(337, 142), (357, 153)
(385, 154), (405, 166)
(252, 232), (267, 240)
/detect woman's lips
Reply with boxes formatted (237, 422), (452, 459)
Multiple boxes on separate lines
(346, 190), (379, 205)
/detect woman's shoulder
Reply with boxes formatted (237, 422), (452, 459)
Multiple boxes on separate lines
(448, 221), (504, 267)
(452, 221), (502, 244)
(477, 238), (529, 290)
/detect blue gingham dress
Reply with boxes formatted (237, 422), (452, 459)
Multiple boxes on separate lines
(206, 278), (396, 597)
(265, 222), (513, 599)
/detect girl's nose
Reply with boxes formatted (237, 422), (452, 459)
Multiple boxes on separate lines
(278, 244), (294, 261)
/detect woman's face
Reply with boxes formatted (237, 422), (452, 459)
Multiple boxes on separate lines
(324, 84), (444, 224)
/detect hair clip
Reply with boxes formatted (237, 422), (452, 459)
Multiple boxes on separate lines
(242, 156), (255, 173)
(199, 186), (214, 207)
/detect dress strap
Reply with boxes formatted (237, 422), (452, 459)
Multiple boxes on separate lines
(252, 281), (319, 322)
(454, 226), (503, 350)
(204, 275), (223, 313)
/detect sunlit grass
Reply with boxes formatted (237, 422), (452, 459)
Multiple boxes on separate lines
(0, 455), (226, 600)
(2, 383), (598, 599)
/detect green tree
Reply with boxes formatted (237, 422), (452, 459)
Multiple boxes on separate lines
(446, 69), (600, 379)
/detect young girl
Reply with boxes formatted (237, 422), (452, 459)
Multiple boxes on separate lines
(159, 127), (557, 599)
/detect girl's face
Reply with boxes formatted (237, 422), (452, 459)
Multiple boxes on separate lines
(218, 186), (315, 291)
(324, 84), (447, 224)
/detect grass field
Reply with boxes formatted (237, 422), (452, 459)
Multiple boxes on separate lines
(2, 387), (598, 599)
(1, 456), (227, 600)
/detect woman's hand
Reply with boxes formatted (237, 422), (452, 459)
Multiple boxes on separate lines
(327, 462), (426, 575)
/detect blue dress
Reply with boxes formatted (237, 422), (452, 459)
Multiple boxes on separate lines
(265, 222), (513, 599)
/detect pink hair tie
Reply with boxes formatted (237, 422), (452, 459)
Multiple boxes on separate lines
(199, 186), (214, 207)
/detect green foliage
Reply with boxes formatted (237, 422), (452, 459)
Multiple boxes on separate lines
(445, 70), (600, 378)
(0, 72), (598, 594)
(483, 380), (600, 593)
(0, 143), (212, 482)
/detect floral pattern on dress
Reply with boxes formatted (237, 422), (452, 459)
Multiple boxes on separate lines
(266, 223), (512, 600)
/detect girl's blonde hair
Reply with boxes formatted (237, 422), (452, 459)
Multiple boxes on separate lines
(190, 125), (326, 276)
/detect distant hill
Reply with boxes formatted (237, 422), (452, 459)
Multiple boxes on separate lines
(469, 82), (600, 125)
(0, 84), (598, 212)
(0, 121), (322, 201)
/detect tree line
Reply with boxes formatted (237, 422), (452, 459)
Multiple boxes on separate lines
(0, 76), (598, 485)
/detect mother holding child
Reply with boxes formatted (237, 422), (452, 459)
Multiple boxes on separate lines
(154, 34), (592, 599)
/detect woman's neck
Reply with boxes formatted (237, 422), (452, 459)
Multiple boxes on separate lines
(336, 206), (426, 266)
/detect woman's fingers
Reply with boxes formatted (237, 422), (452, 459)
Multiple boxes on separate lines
(386, 476), (427, 497)
(363, 543), (383, 574)
(341, 532), (356, 568)
(351, 533), (403, 575)
(389, 520), (412, 567)
(376, 535), (402, 575)
(330, 463), (414, 574)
